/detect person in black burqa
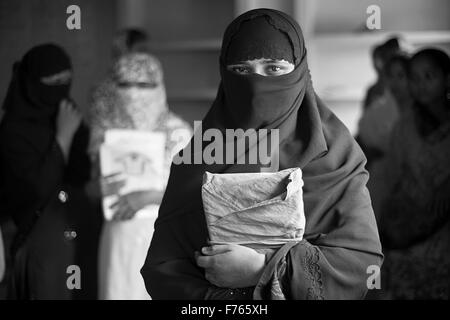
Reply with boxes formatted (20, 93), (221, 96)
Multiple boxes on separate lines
(0, 44), (100, 299)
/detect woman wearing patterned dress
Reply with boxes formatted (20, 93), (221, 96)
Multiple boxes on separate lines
(88, 53), (192, 299)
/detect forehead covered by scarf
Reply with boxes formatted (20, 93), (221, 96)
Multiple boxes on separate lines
(13, 43), (72, 113)
(20, 43), (72, 80)
(225, 16), (294, 65)
(221, 10), (304, 66)
(113, 53), (163, 86)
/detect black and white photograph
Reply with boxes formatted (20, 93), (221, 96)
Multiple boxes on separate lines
(0, 0), (448, 308)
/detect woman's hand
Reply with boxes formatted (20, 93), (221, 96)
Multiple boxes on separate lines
(56, 99), (82, 160)
(56, 99), (82, 139)
(110, 190), (160, 221)
(100, 173), (126, 197)
(195, 244), (265, 289)
(101, 172), (164, 220)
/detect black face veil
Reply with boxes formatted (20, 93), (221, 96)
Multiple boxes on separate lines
(2, 43), (72, 121)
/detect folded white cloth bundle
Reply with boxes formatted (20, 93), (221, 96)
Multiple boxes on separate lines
(201, 167), (305, 249)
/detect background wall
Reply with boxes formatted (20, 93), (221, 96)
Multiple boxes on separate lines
(0, 0), (449, 134)
(0, 0), (116, 114)
(313, 0), (450, 33)
(116, 0), (450, 134)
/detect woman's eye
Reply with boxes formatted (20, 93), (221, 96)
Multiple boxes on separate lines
(267, 65), (283, 74)
(232, 66), (250, 74)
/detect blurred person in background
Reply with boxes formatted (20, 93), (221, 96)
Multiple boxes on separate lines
(358, 54), (413, 172)
(0, 44), (98, 299)
(85, 28), (150, 202)
(357, 37), (401, 168)
(88, 52), (192, 300)
(363, 37), (401, 110)
(376, 48), (450, 299)
(111, 28), (149, 60)
(366, 54), (414, 218)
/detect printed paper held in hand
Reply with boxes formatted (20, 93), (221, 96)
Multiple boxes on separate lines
(100, 129), (166, 220)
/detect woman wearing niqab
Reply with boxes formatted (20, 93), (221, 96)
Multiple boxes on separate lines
(0, 44), (97, 299)
(88, 52), (192, 300)
(141, 9), (382, 300)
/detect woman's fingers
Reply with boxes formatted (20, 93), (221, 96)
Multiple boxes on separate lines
(60, 99), (69, 110)
(109, 199), (120, 210)
(121, 206), (137, 220)
(201, 244), (233, 256)
(102, 178), (126, 196)
(104, 172), (122, 180)
(61, 99), (76, 113)
(196, 254), (214, 268)
(112, 199), (127, 220)
(112, 203), (124, 220)
(112, 197), (137, 221)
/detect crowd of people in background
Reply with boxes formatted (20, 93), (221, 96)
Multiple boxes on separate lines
(0, 27), (448, 299)
(359, 38), (450, 299)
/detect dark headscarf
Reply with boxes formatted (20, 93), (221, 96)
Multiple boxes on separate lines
(142, 9), (382, 300)
(225, 15), (295, 65)
(2, 44), (72, 122)
(410, 48), (450, 137)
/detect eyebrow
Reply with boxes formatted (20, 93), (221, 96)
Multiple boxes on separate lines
(259, 59), (292, 64)
(229, 59), (287, 65)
